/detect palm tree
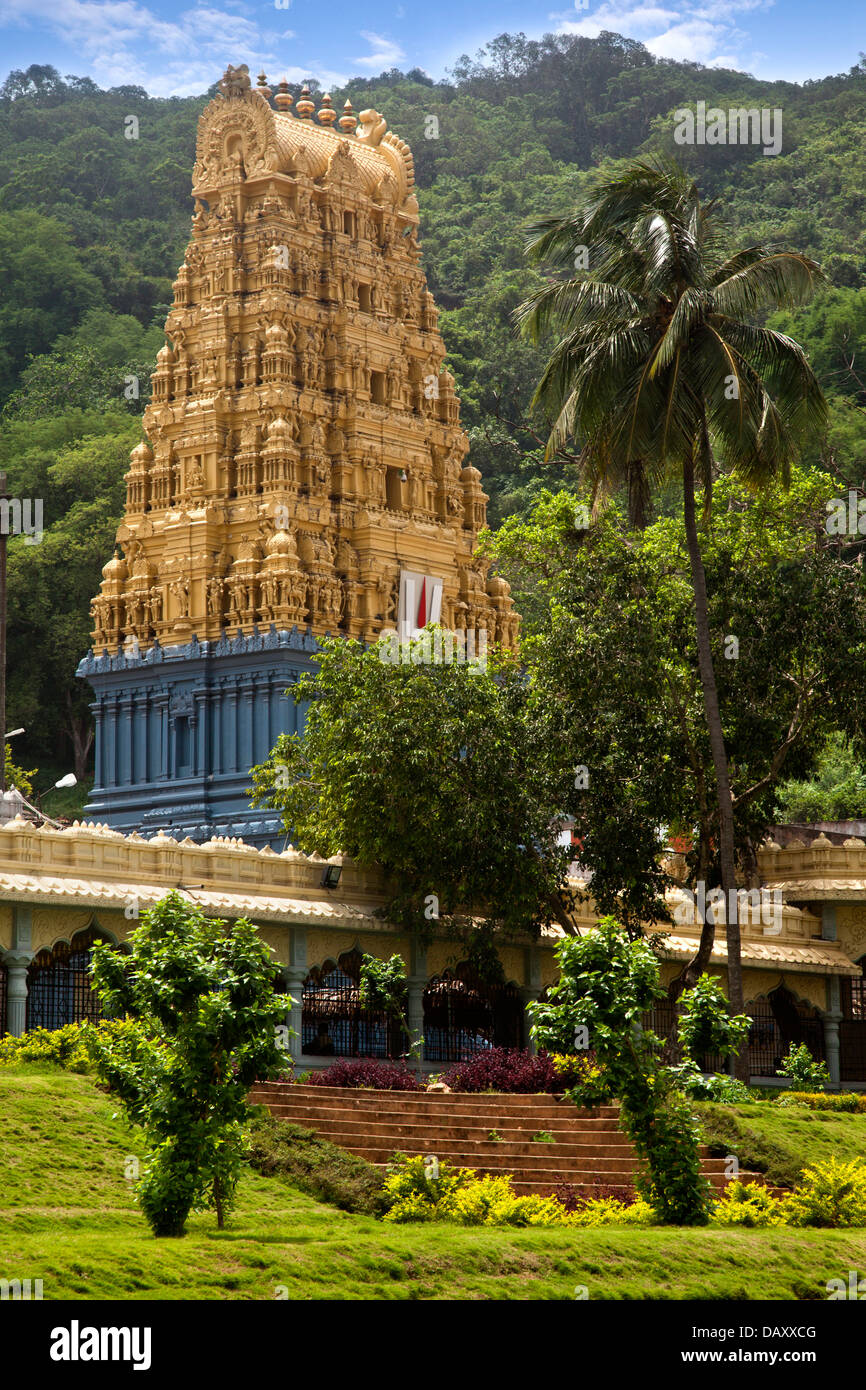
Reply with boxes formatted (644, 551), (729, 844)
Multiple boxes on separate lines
(516, 158), (827, 1074)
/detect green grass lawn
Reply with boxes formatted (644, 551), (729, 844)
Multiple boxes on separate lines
(697, 1100), (866, 1187)
(2, 1066), (866, 1300)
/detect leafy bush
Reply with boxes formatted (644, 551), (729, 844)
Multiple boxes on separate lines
(440, 1047), (562, 1093)
(382, 1154), (580, 1227)
(382, 1152), (470, 1222)
(559, 1054), (613, 1107)
(246, 1112), (388, 1215)
(776, 1091), (866, 1113)
(785, 1158), (866, 1228)
(678, 976), (750, 1064)
(669, 1058), (753, 1104)
(306, 1058), (421, 1090)
(0, 1019), (143, 1073)
(713, 1181), (786, 1227)
(381, 1154), (655, 1227)
(776, 1043), (831, 1090)
(569, 1195), (654, 1227)
(89, 893), (287, 1238)
(358, 953), (407, 1015)
(529, 921), (713, 1225)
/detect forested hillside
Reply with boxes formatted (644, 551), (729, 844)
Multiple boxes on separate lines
(2, 32), (866, 782)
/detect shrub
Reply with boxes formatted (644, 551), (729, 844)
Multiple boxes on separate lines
(380, 1155), (655, 1227)
(560, 1054), (612, 1107)
(569, 1196), (654, 1227)
(306, 1058), (421, 1090)
(776, 1091), (866, 1113)
(246, 1112), (387, 1215)
(528, 920), (713, 1226)
(0, 1022), (93, 1071)
(776, 1042), (831, 1090)
(713, 1181), (786, 1228)
(678, 976), (750, 1064)
(669, 1058), (753, 1104)
(440, 1047), (562, 1093)
(382, 1152), (469, 1222)
(785, 1158), (866, 1228)
(0, 1019), (145, 1074)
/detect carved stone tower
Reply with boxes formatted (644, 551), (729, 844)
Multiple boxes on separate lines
(77, 64), (517, 845)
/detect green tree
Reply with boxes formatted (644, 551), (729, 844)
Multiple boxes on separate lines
(89, 892), (289, 1237)
(487, 470), (866, 987)
(528, 918), (712, 1225)
(517, 158), (828, 1070)
(249, 633), (574, 941)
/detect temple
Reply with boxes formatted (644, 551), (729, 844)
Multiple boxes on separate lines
(77, 65), (517, 846)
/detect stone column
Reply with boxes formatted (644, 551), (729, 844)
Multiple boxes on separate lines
(825, 974), (843, 1090)
(4, 952), (33, 1036)
(522, 946), (543, 1055)
(407, 934), (427, 1066)
(285, 926), (308, 1064)
(823, 1012), (842, 1090)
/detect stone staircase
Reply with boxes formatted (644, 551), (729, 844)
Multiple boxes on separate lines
(249, 1082), (759, 1198)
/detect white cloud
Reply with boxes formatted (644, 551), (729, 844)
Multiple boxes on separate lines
(352, 29), (406, 69)
(0, 0), (344, 95)
(550, 0), (774, 69)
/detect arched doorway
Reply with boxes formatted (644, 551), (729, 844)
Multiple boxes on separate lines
(423, 962), (523, 1063)
(302, 947), (408, 1059)
(840, 957), (866, 1083)
(746, 985), (824, 1077)
(24, 926), (115, 1031)
(0, 958), (7, 1038)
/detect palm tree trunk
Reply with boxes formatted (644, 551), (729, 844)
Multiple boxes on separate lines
(681, 454), (748, 1082)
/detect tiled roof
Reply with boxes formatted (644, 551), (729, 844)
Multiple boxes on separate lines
(656, 932), (860, 976)
(0, 872), (380, 929)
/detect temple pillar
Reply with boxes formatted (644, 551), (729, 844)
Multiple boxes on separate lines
(522, 946), (543, 1054)
(407, 934), (427, 1062)
(286, 926), (308, 1063)
(4, 953), (32, 1036)
(825, 975), (843, 1090)
(5, 905), (34, 1036)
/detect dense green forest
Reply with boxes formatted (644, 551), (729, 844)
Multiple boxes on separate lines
(2, 32), (866, 796)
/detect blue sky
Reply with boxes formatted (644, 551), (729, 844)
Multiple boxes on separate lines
(0, 0), (862, 97)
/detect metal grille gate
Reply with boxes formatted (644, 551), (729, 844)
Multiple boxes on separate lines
(422, 964), (523, 1064)
(302, 948), (408, 1059)
(644, 988), (824, 1078)
(25, 929), (107, 1031)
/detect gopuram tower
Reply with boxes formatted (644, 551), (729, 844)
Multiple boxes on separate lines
(77, 64), (518, 846)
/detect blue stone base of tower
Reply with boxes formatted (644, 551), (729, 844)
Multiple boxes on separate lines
(76, 626), (318, 848)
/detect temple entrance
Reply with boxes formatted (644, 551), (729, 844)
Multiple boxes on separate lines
(0, 959), (7, 1037)
(302, 948), (408, 1059)
(422, 962), (523, 1063)
(746, 986), (824, 1077)
(24, 927), (115, 1031)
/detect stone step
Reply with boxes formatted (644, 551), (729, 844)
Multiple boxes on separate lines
(259, 1111), (631, 1143)
(252, 1097), (623, 1128)
(250, 1084), (619, 1118)
(250, 1082), (767, 1200)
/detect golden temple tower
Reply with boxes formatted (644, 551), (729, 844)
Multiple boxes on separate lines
(78, 64), (517, 845)
(89, 63), (518, 654)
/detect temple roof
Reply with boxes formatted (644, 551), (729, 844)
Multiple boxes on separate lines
(192, 65), (417, 215)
